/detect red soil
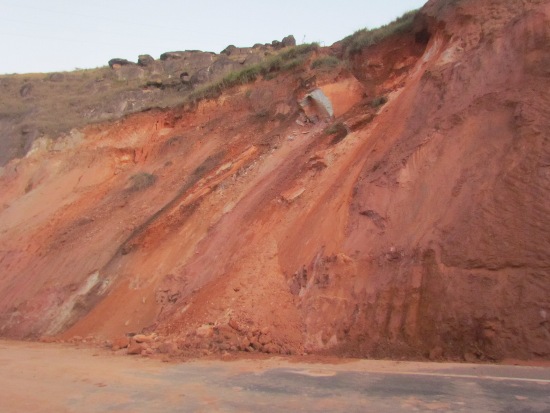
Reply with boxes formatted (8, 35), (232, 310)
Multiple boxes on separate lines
(0, 0), (549, 362)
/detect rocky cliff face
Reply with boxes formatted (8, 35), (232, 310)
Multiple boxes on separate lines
(0, 36), (295, 167)
(0, 0), (548, 362)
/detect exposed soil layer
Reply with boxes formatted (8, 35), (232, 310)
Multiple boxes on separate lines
(0, 0), (549, 362)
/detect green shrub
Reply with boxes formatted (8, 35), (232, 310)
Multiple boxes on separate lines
(325, 121), (349, 144)
(342, 10), (419, 55)
(281, 57), (305, 71)
(311, 56), (341, 70)
(325, 121), (347, 135)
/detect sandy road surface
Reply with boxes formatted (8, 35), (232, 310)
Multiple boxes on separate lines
(1, 340), (549, 412)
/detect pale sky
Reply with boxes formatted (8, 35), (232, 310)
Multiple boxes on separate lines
(1, 0), (427, 74)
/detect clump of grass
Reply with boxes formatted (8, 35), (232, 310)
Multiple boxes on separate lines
(342, 10), (419, 55)
(281, 57), (306, 71)
(128, 172), (157, 191)
(311, 56), (341, 71)
(187, 43), (319, 103)
(371, 96), (388, 108)
(325, 121), (349, 145)
(325, 121), (346, 135)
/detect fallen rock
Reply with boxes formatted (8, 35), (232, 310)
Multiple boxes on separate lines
(141, 347), (154, 356)
(158, 341), (178, 355)
(127, 341), (145, 355)
(133, 333), (155, 343)
(240, 337), (251, 350)
(263, 343), (280, 354)
(250, 336), (261, 350)
(228, 318), (241, 332)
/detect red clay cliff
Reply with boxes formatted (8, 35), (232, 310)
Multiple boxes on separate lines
(0, 0), (548, 362)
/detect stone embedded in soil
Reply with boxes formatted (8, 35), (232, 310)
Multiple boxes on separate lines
(228, 318), (241, 332)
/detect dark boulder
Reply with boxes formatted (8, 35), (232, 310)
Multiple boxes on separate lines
(221, 45), (238, 56)
(271, 40), (282, 50)
(138, 54), (155, 66)
(108, 58), (133, 69)
(160, 51), (185, 60)
(281, 35), (296, 47)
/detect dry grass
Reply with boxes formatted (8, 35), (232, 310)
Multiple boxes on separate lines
(0, 67), (146, 137)
(342, 10), (419, 55)
(311, 56), (341, 71)
(187, 43), (318, 103)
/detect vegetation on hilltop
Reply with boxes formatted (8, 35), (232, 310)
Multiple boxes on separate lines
(342, 10), (419, 55)
(0, 9), (421, 165)
(187, 43), (319, 103)
(311, 56), (341, 71)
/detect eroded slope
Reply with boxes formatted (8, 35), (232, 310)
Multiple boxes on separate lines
(0, 0), (548, 361)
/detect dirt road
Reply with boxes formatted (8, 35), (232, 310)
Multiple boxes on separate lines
(1, 340), (549, 412)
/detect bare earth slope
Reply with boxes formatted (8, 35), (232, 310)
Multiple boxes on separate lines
(0, 0), (549, 362)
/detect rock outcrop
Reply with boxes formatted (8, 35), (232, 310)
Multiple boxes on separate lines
(108, 58), (133, 69)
